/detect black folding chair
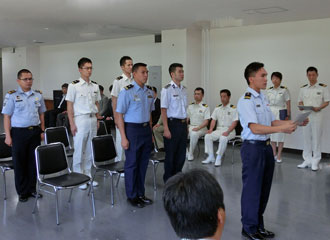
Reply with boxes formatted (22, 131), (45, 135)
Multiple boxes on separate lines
(150, 132), (165, 191)
(97, 120), (108, 136)
(45, 126), (74, 157)
(90, 135), (124, 205)
(0, 133), (14, 200)
(33, 142), (95, 225)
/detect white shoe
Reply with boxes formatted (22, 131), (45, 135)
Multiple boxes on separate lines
(91, 181), (99, 187)
(187, 154), (194, 161)
(311, 163), (319, 171)
(215, 155), (222, 167)
(297, 161), (311, 169)
(202, 155), (215, 164)
(276, 158), (282, 163)
(79, 184), (88, 190)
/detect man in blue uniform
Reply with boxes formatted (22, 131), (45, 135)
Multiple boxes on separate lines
(2, 69), (46, 202)
(116, 62), (154, 208)
(238, 62), (300, 240)
(161, 63), (188, 183)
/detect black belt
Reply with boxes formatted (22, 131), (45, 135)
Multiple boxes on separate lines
(125, 122), (149, 127)
(244, 139), (271, 146)
(12, 126), (39, 130)
(168, 118), (186, 123)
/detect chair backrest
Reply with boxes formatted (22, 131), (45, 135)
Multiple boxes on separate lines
(97, 120), (108, 136)
(235, 120), (243, 136)
(35, 143), (69, 176)
(0, 133), (12, 159)
(91, 135), (117, 166)
(45, 126), (71, 148)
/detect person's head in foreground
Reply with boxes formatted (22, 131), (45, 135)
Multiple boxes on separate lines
(163, 169), (226, 240)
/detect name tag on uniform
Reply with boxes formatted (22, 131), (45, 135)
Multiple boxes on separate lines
(228, 112), (231, 115)
(134, 95), (141, 101)
(173, 94), (178, 97)
(256, 104), (261, 107)
(279, 92), (283, 95)
(317, 92), (321, 95)
(15, 100), (23, 102)
(199, 110), (203, 113)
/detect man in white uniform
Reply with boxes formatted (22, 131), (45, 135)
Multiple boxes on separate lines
(66, 57), (101, 190)
(203, 89), (238, 166)
(111, 56), (133, 162)
(186, 87), (210, 161)
(297, 66), (329, 171)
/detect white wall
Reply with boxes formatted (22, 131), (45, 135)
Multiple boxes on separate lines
(209, 18), (330, 153)
(40, 35), (161, 98)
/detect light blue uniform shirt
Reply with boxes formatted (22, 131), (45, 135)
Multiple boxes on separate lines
(116, 80), (155, 123)
(1, 86), (46, 127)
(161, 80), (188, 119)
(237, 87), (275, 141)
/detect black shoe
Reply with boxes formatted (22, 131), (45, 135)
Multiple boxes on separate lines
(258, 228), (275, 238)
(127, 198), (144, 208)
(30, 192), (43, 199)
(19, 195), (29, 202)
(138, 196), (153, 205)
(242, 229), (265, 240)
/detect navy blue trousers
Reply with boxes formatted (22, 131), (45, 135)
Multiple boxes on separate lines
(240, 141), (275, 234)
(124, 123), (152, 199)
(11, 127), (41, 196)
(163, 119), (187, 183)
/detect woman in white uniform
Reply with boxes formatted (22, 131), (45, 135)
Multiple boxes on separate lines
(266, 72), (291, 163)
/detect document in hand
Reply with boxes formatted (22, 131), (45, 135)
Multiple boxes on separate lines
(298, 105), (313, 111)
(294, 111), (311, 124)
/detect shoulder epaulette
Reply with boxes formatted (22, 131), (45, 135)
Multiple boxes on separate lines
(91, 81), (97, 84)
(116, 76), (123, 80)
(7, 90), (16, 94)
(72, 80), (80, 84)
(244, 92), (251, 99)
(268, 86), (274, 90)
(164, 84), (171, 89)
(230, 104), (236, 109)
(202, 103), (208, 107)
(301, 84), (308, 88)
(319, 83), (327, 87)
(217, 104), (222, 107)
(280, 86), (287, 89)
(35, 90), (42, 94)
(124, 84), (134, 90)
(146, 85), (152, 90)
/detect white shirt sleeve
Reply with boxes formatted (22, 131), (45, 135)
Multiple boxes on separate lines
(204, 106), (211, 119)
(111, 79), (121, 97)
(65, 84), (75, 102)
(323, 86), (330, 102)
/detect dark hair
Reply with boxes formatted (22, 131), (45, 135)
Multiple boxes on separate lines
(307, 66), (318, 74)
(61, 83), (69, 88)
(152, 86), (157, 93)
(109, 85), (113, 93)
(132, 62), (147, 73)
(271, 72), (282, 81)
(244, 62), (264, 85)
(194, 87), (204, 95)
(99, 85), (104, 92)
(163, 169), (225, 239)
(17, 69), (32, 79)
(220, 89), (231, 97)
(120, 56), (132, 66)
(169, 63), (183, 76)
(78, 57), (92, 68)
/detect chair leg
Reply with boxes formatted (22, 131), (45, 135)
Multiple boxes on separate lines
(2, 168), (7, 200)
(232, 142), (235, 164)
(115, 173), (120, 188)
(152, 162), (157, 191)
(54, 188), (60, 225)
(103, 171), (107, 177)
(32, 183), (40, 214)
(89, 181), (96, 217)
(110, 173), (114, 205)
(88, 171), (97, 196)
(68, 189), (73, 203)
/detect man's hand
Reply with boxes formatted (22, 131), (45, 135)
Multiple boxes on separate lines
(121, 137), (129, 150)
(40, 132), (45, 141)
(222, 131), (229, 137)
(192, 127), (199, 131)
(153, 124), (160, 130)
(280, 120), (297, 133)
(207, 129), (213, 134)
(71, 124), (77, 136)
(312, 107), (321, 112)
(299, 118), (309, 126)
(163, 129), (171, 139)
(5, 135), (12, 147)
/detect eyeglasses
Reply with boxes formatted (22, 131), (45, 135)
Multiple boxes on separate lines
(19, 78), (34, 81)
(81, 67), (93, 70)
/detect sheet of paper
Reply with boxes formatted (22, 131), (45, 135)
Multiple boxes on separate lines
(294, 111), (311, 124)
(298, 105), (313, 111)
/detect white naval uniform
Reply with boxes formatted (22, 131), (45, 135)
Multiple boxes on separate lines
(66, 78), (101, 176)
(187, 102), (210, 158)
(298, 82), (330, 167)
(266, 85), (290, 142)
(111, 73), (132, 162)
(204, 104), (238, 157)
